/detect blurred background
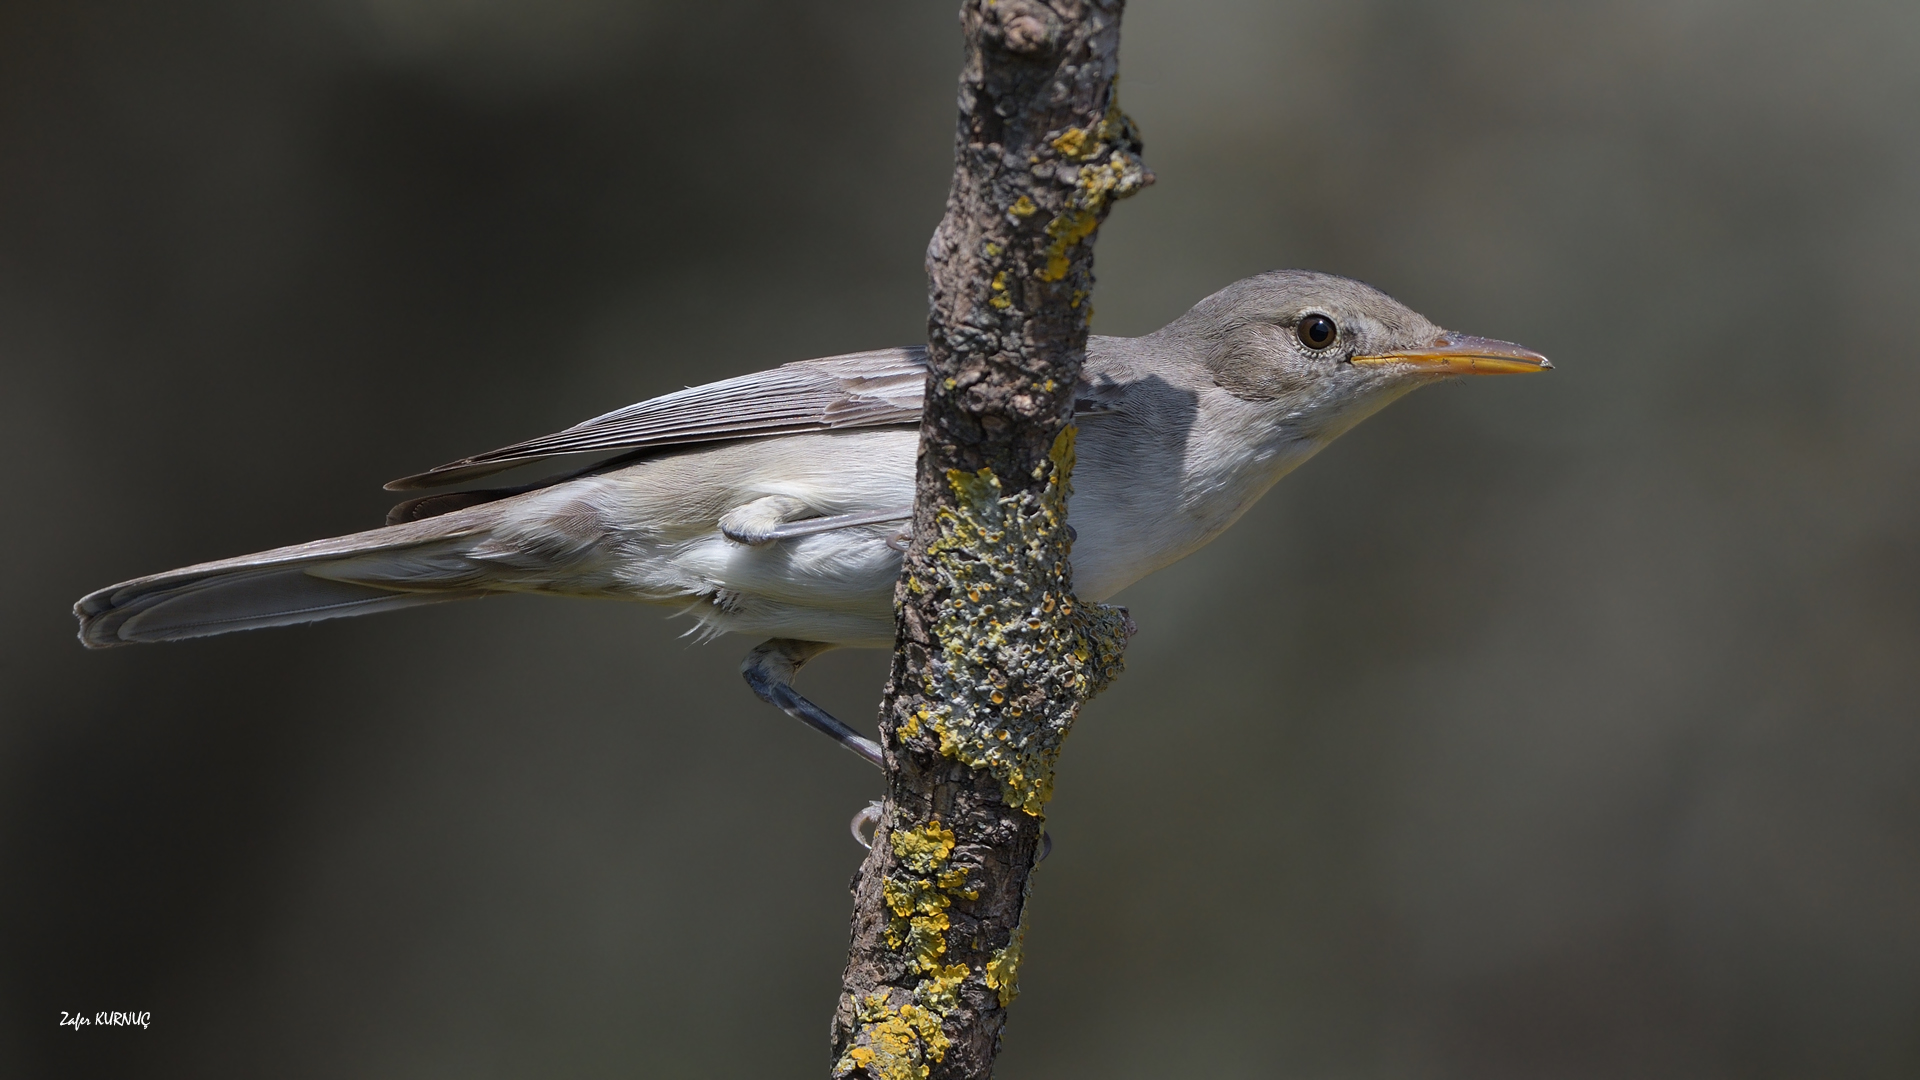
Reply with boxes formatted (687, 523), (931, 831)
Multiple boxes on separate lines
(3, 0), (1916, 1076)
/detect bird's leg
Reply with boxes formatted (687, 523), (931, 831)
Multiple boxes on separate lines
(741, 639), (883, 769)
(718, 496), (812, 545)
(720, 497), (913, 546)
(746, 640), (1058, 858)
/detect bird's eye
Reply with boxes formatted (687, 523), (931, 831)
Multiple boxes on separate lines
(1298, 313), (1337, 349)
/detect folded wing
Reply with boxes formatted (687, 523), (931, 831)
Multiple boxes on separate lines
(386, 347), (933, 490)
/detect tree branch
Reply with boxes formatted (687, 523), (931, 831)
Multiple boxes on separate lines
(830, 2), (1149, 1076)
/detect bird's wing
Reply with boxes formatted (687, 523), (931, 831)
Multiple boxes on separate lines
(385, 341), (1127, 492)
(385, 347), (933, 490)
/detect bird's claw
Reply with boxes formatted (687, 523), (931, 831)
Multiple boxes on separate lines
(851, 801), (885, 848)
(850, 800), (1051, 862)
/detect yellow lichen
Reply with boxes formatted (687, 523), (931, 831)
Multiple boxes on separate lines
(1050, 125), (1093, 160)
(838, 821), (986, 1077)
(918, 963), (969, 1014)
(834, 992), (951, 1080)
(1009, 195), (1037, 217)
(891, 821), (957, 873)
(1031, 87), (1150, 285)
(1037, 208), (1098, 282)
(883, 823), (971, 968)
(985, 921), (1027, 1008)
(989, 269), (1012, 309)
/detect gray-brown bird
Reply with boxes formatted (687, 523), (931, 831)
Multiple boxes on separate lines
(74, 270), (1549, 766)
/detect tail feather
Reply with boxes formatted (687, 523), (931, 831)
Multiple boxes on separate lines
(75, 513), (499, 648)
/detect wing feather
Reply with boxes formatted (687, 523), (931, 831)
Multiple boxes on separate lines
(384, 340), (1125, 493)
(385, 347), (932, 490)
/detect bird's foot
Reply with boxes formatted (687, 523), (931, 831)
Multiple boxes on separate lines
(849, 799), (1051, 861)
(851, 800), (884, 848)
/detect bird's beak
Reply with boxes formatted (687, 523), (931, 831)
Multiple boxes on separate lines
(1350, 333), (1552, 375)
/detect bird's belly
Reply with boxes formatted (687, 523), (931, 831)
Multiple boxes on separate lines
(579, 429), (919, 645)
(663, 527), (907, 645)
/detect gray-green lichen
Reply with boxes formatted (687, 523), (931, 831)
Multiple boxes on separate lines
(902, 427), (1129, 816)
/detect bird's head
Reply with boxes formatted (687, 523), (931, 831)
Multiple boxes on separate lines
(1162, 269), (1550, 438)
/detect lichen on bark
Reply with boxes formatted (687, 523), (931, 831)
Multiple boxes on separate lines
(833, 822), (977, 1080)
(909, 428), (1130, 815)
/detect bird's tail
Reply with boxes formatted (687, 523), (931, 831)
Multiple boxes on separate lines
(74, 508), (515, 648)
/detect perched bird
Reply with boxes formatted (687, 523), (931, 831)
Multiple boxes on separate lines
(74, 270), (1548, 768)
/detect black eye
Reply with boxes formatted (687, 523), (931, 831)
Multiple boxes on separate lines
(1298, 313), (1337, 349)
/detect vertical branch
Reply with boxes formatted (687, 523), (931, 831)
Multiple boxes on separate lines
(831, 2), (1148, 1077)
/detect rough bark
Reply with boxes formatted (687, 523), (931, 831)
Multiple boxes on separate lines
(829, 2), (1149, 1077)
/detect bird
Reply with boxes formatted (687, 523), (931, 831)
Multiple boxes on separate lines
(74, 269), (1549, 772)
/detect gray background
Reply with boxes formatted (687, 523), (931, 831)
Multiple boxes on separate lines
(4, 1), (1916, 1076)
